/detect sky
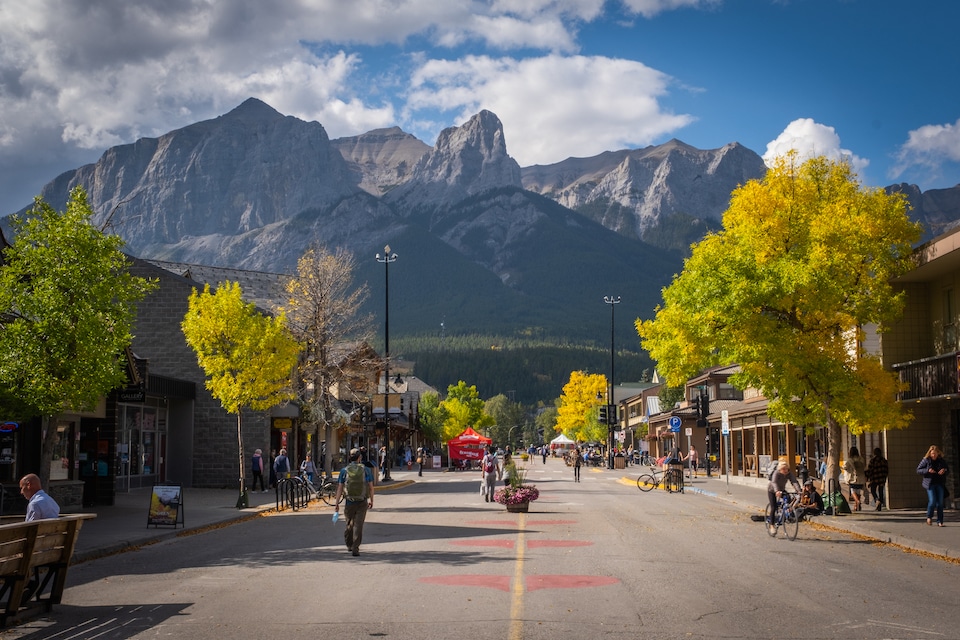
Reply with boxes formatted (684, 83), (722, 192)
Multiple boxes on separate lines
(1, 0), (959, 217)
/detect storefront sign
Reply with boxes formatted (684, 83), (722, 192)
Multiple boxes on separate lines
(147, 484), (184, 528)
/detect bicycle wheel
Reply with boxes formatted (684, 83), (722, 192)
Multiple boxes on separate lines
(637, 474), (657, 492)
(764, 504), (779, 537)
(784, 507), (800, 540)
(319, 480), (338, 506)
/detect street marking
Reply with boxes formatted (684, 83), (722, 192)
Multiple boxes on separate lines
(526, 540), (592, 548)
(509, 512), (525, 640)
(526, 575), (619, 591)
(450, 539), (514, 548)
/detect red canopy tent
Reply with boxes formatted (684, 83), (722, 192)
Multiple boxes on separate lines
(447, 427), (492, 461)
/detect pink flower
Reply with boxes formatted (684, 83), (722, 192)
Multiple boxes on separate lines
(494, 485), (540, 505)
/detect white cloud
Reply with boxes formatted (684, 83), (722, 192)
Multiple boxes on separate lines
(620, 0), (722, 19)
(405, 54), (694, 166)
(763, 118), (869, 176)
(891, 118), (960, 183)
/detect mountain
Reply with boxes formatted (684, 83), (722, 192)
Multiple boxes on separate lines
(7, 97), (960, 403)
(521, 139), (768, 242)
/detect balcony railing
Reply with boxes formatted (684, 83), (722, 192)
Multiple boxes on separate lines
(892, 352), (958, 401)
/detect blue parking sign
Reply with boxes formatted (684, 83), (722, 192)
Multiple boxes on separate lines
(669, 416), (681, 432)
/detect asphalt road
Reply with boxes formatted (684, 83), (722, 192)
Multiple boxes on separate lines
(8, 463), (960, 639)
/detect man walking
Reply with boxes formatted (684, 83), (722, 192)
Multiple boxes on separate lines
(480, 445), (501, 502)
(335, 448), (375, 557)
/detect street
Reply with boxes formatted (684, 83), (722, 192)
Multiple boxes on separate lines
(9, 460), (960, 639)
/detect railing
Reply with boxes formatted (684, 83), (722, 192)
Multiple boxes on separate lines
(892, 352), (958, 401)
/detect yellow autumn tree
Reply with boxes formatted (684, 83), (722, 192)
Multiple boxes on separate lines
(556, 371), (607, 443)
(637, 154), (921, 485)
(182, 282), (301, 507)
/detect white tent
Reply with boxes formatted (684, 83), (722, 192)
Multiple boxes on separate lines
(550, 433), (575, 450)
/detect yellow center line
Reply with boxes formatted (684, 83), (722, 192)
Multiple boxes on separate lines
(509, 512), (526, 640)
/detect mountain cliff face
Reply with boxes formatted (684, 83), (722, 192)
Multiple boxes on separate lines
(10, 98), (960, 342)
(521, 139), (767, 239)
(331, 127), (430, 196)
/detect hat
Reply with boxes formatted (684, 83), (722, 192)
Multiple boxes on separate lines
(349, 448), (360, 458)
(803, 479), (814, 487)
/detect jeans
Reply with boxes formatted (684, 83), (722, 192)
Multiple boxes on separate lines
(870, 482), (886, 507)
(926, 484), (946, 523)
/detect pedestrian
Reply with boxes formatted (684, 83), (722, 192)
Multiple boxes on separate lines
(378, 446), (387, 480)
(250, 448), (266, 492)
(573, 446), (582, 483)
(865, 447), (889, 511)
(300, 452), (316, 483)
(542, 446), (547, 465)
(685, 445), (700, 479)
(268, 449), (278, 488)
(19, 473), (60, 521)
(480, 445), (501, 502)
(917, 445), (949, 527)
(842, 446), (866, 511)
(334, 448), (375, 556)
(417, 446), (424, 477)
(273, 448), (290, 481)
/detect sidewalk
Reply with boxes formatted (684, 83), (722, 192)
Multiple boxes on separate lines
(669, 471), (960, 560)
(64, 468), (960, 564)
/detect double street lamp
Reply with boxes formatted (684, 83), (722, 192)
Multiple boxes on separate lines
(603, 295), (620, 469)
(376, 245), (397, 481)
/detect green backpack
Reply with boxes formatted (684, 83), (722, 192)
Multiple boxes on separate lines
(344, 463), (367, 501)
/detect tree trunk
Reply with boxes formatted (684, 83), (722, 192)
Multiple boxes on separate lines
(237, 413), (245, 494)
(38, 414), (57, 489)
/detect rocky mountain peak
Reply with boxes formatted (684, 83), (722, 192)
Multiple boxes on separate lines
(332, 127), (430, 196)
(385, 110), (522, 209)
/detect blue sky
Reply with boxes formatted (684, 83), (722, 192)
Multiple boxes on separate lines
(1, 0), (958, 217)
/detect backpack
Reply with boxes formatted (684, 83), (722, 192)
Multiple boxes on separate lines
(483, 455), (495, 474)
(344, 463), (367, 501)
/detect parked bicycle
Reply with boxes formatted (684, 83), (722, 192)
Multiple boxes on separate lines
(636, 466), (683, 493)
(292, 471), (338, 506)
(765, 491), (800, 540)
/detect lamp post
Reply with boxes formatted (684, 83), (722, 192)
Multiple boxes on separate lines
(376, 245), (397, 481)
(603, 295), (620, 469)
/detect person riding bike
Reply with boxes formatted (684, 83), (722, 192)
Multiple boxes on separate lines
(767, 460), (802, 534)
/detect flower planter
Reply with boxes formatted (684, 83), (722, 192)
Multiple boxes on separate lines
(505, 501), (529, 513)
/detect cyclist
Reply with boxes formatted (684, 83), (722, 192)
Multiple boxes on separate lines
(767, 460), (801, 534)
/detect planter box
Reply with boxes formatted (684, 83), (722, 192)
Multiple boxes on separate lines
(505, 501), (529, 513)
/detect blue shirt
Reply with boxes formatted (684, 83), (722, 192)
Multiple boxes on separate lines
(26, 489), (60, 521)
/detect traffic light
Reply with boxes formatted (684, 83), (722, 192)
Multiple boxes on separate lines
(693, 395), (701, 416)
(697, 392), (709, 428)
(598, 405), (608, 424)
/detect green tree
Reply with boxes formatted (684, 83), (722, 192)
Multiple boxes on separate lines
(535, 404), (558, 444)
(282, 245), (372, 476)
(417, 391), (447, 446)
(182, 282), (301, 506)
(0, 187), (155, 488)
(439, 380), (493, 443)
(555, 371), (607, 443)
(637, 155), (921, 484)
(484, 393), (527, 446)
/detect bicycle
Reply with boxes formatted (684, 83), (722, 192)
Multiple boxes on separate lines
(293, 471), (338, 506)
(765, 491), (800, 540)
(636, 466), (683, 493)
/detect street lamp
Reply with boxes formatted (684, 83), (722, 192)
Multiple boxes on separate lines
(376, 245), (397, 481)
(603, 295), (620, 469)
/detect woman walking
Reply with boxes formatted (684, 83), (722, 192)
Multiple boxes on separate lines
(865, 447), (889, 511)
(917, 445), (949, 526)
(842, 447), (866, 511)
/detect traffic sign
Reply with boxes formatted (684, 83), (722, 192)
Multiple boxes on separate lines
(669, 416), (681, 432)
(721, 410), (730, 435)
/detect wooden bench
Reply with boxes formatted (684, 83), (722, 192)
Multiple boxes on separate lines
(0, 514), (96, 627)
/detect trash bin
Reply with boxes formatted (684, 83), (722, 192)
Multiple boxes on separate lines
(614, 456), (626, 470)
